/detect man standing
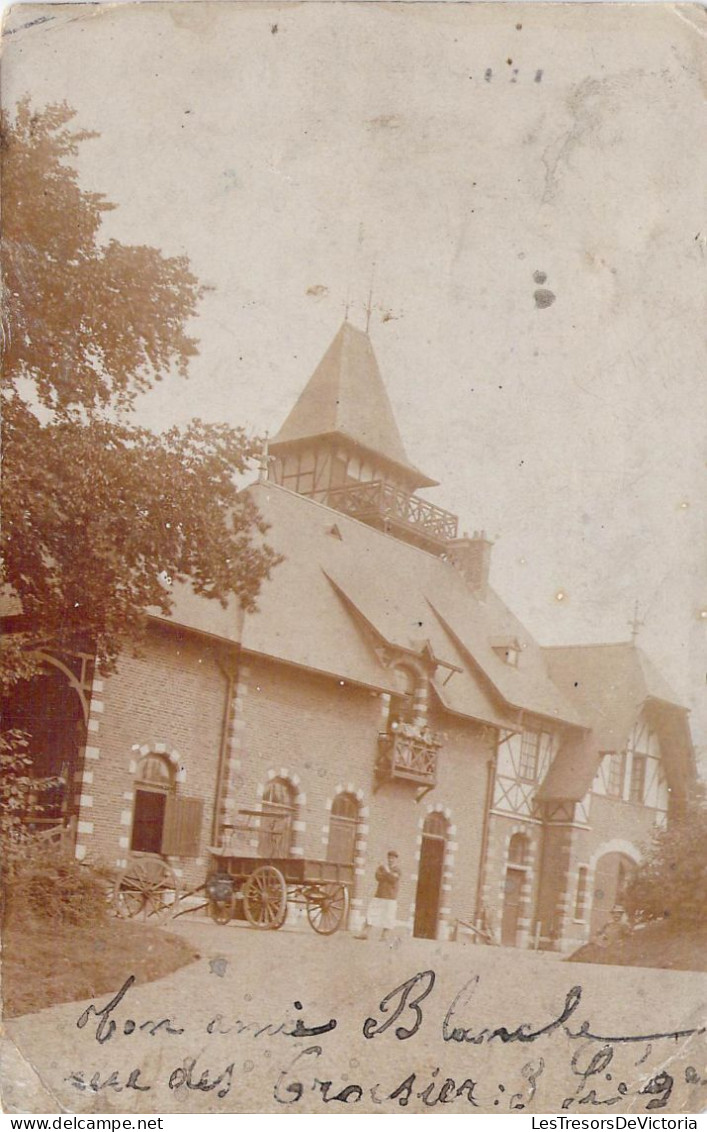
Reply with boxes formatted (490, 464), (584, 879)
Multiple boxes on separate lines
(355, 850), (400, 941)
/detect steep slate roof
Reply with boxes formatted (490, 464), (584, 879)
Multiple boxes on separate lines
(151, 581), (243, 645)
(270, 321), (437, 489)
(538, 642), (694, 800)
(235, 481), (585, 729)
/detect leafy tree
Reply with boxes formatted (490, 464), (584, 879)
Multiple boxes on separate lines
(1, 100), (279, 678)
(623, 796), (707, 928)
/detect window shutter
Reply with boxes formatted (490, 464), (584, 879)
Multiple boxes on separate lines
(162, 795), (204, 857)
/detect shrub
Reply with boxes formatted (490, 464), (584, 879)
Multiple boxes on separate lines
(3, 847), (114, 927)
(0, 728), (34, 859)
(623, 802), (707, 927)
(1, 730), (114, 927)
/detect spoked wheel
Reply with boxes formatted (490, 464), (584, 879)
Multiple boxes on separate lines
(306, 883), (349, 935)
(113, 856), (180, 922)
(243, 864), (287, 929)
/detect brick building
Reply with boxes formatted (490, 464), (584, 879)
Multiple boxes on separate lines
(5, 320), (696, 950)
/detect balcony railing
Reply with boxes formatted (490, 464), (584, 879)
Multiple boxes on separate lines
(376, 724), (442, 787)
(327, 481), (458, 546)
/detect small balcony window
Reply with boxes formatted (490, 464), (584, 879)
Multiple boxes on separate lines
(377, 722), (442, 788)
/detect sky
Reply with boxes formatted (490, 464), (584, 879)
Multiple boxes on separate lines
(3, 1), (706, 757)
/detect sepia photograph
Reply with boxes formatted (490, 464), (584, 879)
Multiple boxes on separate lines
(1, 0), (706, 1115)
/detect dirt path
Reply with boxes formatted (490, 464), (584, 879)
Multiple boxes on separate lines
(4, 919), (707, 1114)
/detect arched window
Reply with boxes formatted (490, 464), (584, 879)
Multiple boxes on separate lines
(508, 832), (529, 866)
(131, 755), (174, 854)
(259, 778), (296, 856)
(327, 793), (359, 864)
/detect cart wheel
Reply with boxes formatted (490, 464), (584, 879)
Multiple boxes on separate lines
(306, 883), (349, 935)
(208, 899), (233, 925)
(243, 865), (287, 929)
(113, 856), (180, 922)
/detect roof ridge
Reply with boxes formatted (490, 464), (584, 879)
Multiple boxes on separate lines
(542, 640), (635, 651)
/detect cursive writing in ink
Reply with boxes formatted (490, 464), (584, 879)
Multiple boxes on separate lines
(76, 976), (184, 1044)
(288, 999), (337, 1037)
(168, 1057), (234, 1099)
(363, 969), (435, 1040)
(66, 1067), (151, 1093)
(443, 976), (582, 1044)
(388, 1068), (479, 1108)
(566, 1019), (707, 1044)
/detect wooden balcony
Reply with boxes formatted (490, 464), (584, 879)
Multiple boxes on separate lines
(376, 725), (442, 788)
(326, 481), (458, 549)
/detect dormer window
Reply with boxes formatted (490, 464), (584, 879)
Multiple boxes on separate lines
(492, 638), (521, 667)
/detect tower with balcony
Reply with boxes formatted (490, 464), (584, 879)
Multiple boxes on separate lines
(268, 320), (459, 553)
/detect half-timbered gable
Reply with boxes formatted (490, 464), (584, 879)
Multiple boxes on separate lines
(592, 714), (669, 815)
(491, 724), (556, 819)
(543, 643), (690, 822)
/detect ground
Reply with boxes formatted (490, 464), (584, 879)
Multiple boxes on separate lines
(3, 917), (706, 1115)
(2, 914), (199, 1019)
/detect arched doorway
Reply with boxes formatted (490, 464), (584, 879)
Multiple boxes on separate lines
(501, 833), (530, 947)
(2, 661), (88, 832)
(590, 852), (636, 937)
(413, 811), (448, 939)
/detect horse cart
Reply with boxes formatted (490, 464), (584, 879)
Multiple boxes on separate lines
(112, 807), (353, 935)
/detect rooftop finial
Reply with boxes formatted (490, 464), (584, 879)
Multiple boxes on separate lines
(628, 600), (644, 642)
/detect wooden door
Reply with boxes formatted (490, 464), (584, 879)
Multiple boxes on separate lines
(413, 831), (445, 939)
(501, 867), (524, 946)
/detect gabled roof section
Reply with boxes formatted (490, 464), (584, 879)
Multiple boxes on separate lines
(539, 642), (694, 801)
(543, 642), (685, 752)
(271, 321), (437, 489)
(236, 481), (585, 728)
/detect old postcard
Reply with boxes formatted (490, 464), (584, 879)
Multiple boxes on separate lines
(1, 0), (706, 1117)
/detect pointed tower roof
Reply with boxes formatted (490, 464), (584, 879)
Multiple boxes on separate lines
(271, 321), (437, 489)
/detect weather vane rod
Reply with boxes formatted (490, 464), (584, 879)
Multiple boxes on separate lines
(365, 264), (376, 333)
(628, 600), (644, 642)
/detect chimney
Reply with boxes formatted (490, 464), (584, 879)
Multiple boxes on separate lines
(448, 530), (493, 596)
